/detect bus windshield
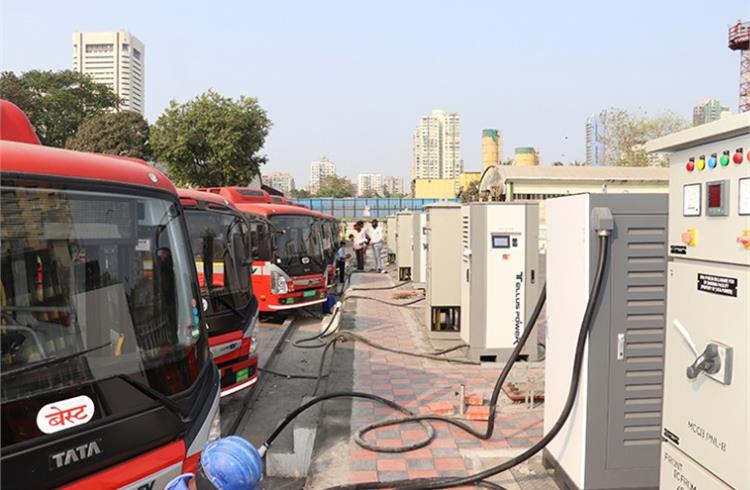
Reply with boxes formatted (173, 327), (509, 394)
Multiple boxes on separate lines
(269, 214), (324, 276)
(184, 209), (252, 319)
(0, 181), (206, 446)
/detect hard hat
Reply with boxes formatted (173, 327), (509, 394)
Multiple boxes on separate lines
(196, 436), (263, 490)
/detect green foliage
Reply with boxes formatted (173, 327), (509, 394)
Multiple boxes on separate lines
(0, 70), (119, 147)
(360, 189), (381, 198)
(460, 181), (480, 203)
(66, 110), (151, 159)
(600, 108), (688, 166)
(150, 90), (271, 187)
(317, 174), (355, 198)
(289, 188), (311, 198)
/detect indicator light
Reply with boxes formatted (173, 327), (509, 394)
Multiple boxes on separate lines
(720, 154), (730, 166)
(708, 156), (717, 168)
(734, 152), (743, 164)
(685, 160), (695, 172)
(696, 158), (706, 171)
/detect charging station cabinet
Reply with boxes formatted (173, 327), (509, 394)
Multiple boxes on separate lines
(647, 113), (750, 489)
(460, 202), (540, 362)
(424, 202), (462, 340)
(411, 212), (427, 284)
(396, 211), (413, 281)
(543, 193), (667, 490)
(386, 215), (397, 264)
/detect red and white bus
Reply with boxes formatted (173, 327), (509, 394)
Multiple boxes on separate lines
(0, 100), (220, 489)
(178, 189), (259, 397)
(201, 187), (329, 312)
(312, 211), (340, 286)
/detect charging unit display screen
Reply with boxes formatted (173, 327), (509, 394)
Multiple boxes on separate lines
(491, 235), (510, 248)
(705, 180), (728, 216)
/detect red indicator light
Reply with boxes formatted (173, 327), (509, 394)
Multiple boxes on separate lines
(685, 160), (695, 172)
(734, 152), (743, 164)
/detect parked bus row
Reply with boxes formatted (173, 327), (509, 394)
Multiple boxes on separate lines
(0, 100), (339, 489)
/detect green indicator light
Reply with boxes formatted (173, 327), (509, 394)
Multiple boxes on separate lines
(720, 155), (729, 166)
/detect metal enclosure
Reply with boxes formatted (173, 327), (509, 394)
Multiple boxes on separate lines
(411, 213), (427, 284)
(424, 203), (462, 339)
(646, 114), (750, 489)
(542, 193), (668, 490)
(396, 211), (413, 280)
(386, 215), (397, 263)
(459, 202), (540, 361)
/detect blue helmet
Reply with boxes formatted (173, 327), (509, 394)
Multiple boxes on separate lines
(198, 436), (263, 490)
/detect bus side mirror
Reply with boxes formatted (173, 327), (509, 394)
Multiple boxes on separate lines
(234, 234), (251, 290)
(202, 235), (214, 290)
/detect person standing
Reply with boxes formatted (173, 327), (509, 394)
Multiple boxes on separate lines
(336, 240), (350, 283)
(368, 219), (385, 273)
(353, 221), (367, 271)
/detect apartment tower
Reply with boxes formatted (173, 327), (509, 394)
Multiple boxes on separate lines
(73, 31), (145, 114)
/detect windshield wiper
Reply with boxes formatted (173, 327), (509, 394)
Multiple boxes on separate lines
(0, 341), (112, 378)
(116, 374), (191, 423)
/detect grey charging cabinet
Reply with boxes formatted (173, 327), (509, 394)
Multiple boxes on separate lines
(543, 193), (668, 490)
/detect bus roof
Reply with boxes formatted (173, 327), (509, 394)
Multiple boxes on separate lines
(0, 140), (176, 194)
(234, 202), (320, 219)
(0, 100), (41, 145)
(178, 188), (237, 213)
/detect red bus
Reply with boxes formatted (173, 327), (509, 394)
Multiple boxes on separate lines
(312, 211), (340, 287)
(201, 187), (329, 311)
(178, 189), (259, 397)
(0, 101), (220, 489)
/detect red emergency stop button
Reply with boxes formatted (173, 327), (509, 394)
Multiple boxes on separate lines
(738, 230), (750, 250)
(681, 229), (697, 246)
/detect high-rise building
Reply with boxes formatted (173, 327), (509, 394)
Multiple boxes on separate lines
(73, 31), (145, 114)
(692, 98), (730, 126)
(263, 172), (295, 194)
(481, 129), (502, 169)
(411, 110), (462, 181)
(309, 157), (336, 194)
(585, 114), (606, 166)
(383, 176), (404, 196)
(357, 173), (383, 196)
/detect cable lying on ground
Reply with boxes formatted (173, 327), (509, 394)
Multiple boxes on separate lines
(326, 233), (611, 490)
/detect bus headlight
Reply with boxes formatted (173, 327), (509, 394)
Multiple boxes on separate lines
(270, 271), (289, 295)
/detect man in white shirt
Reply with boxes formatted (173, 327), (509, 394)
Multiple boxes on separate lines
(368, 219), (385, 273)
(353, 221), (368, 271)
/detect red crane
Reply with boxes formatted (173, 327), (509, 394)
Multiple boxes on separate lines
(729, 21), (750, 113)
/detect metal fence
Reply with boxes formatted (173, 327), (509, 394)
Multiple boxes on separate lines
(296, 198), (459, 219)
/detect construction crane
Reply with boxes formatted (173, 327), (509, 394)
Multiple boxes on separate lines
(729, 20), (750, 113)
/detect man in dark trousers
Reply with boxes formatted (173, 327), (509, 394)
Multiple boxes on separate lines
(353, 221), (368, 271)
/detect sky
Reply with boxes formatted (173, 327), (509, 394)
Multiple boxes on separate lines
(2, 0), (749, 188)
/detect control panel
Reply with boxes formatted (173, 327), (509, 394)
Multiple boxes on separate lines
(667, 128), (750, 264)
(647, 113), (750, 490)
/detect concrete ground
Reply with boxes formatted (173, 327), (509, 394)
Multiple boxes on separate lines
(305, 263), (559, 489)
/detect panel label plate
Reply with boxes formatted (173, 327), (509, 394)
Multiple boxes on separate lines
(697, 273), (737, 297)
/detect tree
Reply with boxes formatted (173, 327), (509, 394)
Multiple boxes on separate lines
(150, 90), (271, 187)
(460, 181), (480, 203)
(360, 189), (381, 198)
(317, 174), (355, 198)
(0, 70), (119, 147)
(600, 108), (688, 166)
(66, 110), (151, 159)
(289, 188), (311, 198)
